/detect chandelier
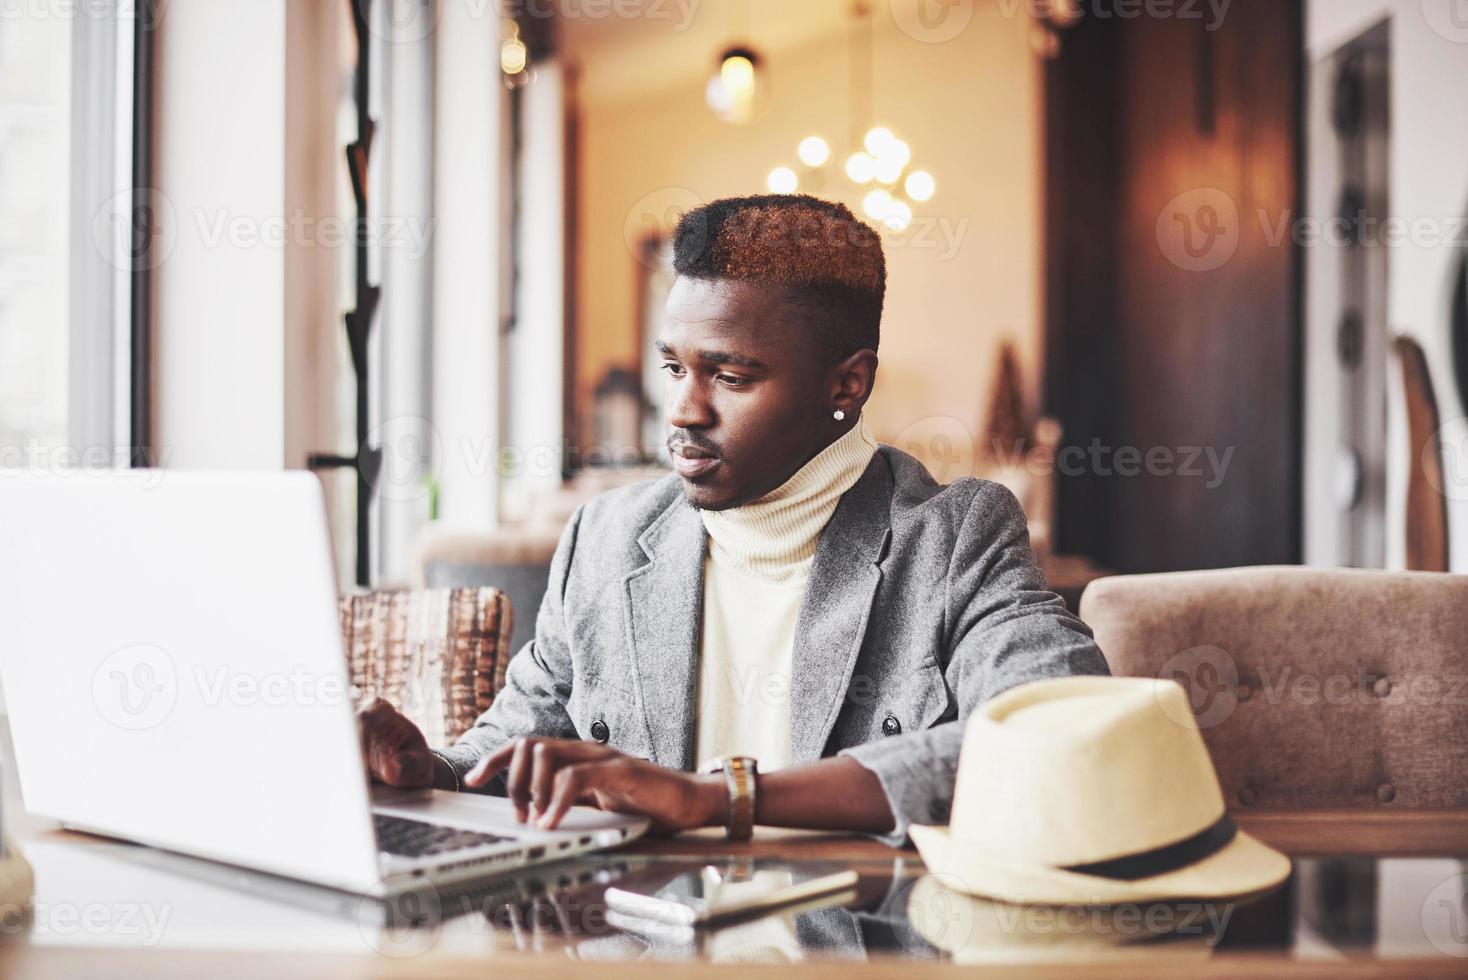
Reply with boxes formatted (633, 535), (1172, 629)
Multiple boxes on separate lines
(765, 3), (935, 231)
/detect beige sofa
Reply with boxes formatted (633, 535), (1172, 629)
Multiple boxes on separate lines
(1080, 566), (1468, 816)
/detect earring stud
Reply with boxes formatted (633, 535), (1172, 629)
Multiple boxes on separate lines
(833, 409), (846, 421)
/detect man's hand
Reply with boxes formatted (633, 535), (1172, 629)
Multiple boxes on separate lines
(358, 697), (445, 789)
(465, 737), (727, 835)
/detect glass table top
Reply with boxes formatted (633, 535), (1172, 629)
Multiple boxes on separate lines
(364, 851), (1468, 964)
(8, 838), (1468, 966)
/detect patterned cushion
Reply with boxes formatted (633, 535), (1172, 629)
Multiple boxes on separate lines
(339, 588), (513, 745)
(1081, 566), (1468, 809)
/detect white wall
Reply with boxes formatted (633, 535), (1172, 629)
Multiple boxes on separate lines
(378, 0), (437, 581)
(153, 0), (286, 468)
(153, 0), (343, 472)
(431, 0), (505, 529)
(1305, 0), (1468, 571)
(502, 60), (567, 523)
(283, 0), (345, 475)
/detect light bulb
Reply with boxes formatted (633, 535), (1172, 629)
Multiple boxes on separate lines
(706, 75), (733, 114)
(884, 199), (913, 232)
(767, 167), (799, 194)
(886, 139), (911, 169)
(863, 188), (894, 221)
(864, 126), (896, 157)
(845, 152), (876, 184)
(798, 136), (831, 168)
(708, 50), (759, 124)
(721, 55), (756, 99)
(905, 170), (936, 202)
(873, 154), (905, 185)
(501, 37), (528, 76)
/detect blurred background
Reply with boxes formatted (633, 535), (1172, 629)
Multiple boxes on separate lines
(3, 0), (1466, 631)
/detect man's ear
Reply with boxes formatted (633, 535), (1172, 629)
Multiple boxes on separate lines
(830, 349), (879, 417)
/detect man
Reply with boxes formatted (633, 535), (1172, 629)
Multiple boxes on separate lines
(360, 194), (1108, 843)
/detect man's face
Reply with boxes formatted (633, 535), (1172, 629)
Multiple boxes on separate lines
(657, 276), (839, 510)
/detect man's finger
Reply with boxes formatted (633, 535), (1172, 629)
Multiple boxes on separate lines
(381, 748), (434, 788)
(529, 742), (557, 823)
(370, 741), (413, 785)
(360, 702), (426, 768)
(505, 739), (536, 821)
(539, 762), (604, 830)
(465, 737), (610, 792)
(358, 698), (394, 755)
(526, 740), (613, 808)
(464, 740), (519, 790)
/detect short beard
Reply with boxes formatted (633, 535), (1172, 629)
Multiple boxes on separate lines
(678, 481), (751, 512)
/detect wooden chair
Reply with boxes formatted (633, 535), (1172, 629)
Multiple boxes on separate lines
(338, 587), (513, 746)
(1393, 335), (1450, 572)
(1080, 566), (1468, 852)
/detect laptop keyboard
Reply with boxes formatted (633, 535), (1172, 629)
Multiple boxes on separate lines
(374, 813), (514, 858)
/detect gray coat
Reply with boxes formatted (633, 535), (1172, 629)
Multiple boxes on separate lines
(436, 445), (1109, 843)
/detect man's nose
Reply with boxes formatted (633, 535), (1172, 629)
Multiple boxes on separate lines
(667, 375), (714, 430)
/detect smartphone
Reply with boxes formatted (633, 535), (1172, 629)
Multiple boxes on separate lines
(603, 861), (858, 928)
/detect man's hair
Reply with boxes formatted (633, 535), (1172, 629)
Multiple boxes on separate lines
(671, 194), (885, 361)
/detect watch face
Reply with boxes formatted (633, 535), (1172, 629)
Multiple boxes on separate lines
(699, 755), (758, 774)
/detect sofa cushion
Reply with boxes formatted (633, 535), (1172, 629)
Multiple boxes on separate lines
(1080, 566), (1468, 809)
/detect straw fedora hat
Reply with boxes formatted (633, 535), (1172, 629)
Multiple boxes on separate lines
(910, 676), (1291, 905)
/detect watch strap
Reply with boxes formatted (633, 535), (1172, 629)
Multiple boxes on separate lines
(720, 756), (757, 841)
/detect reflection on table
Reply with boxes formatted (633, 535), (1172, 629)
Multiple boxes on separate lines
(3, 824), (1467, 971)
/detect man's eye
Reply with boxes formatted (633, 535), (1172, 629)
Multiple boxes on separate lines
(660, 362), (685, 377)
(718, 374), (750, 388)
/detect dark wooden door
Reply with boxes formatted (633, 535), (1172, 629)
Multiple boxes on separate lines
(1044, 0), (1303, 573)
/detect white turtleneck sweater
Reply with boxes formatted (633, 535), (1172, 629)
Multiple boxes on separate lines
(694, 417), (878, 772)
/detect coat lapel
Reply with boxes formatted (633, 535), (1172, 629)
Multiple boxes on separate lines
(623, 498), (707, 770)
(788, 454), (893, 764)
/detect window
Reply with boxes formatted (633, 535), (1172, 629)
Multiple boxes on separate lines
(0, 2), (137, 474)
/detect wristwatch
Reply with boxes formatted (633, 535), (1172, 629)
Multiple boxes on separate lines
(701, 756), (758, 840)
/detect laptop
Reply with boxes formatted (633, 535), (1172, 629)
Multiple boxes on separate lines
(0, 470), (649, 898)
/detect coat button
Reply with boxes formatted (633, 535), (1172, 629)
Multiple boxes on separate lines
(882, 715), (901, 737)
(1377, 783), (1396, 803)
(590, 720), (609, 743)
